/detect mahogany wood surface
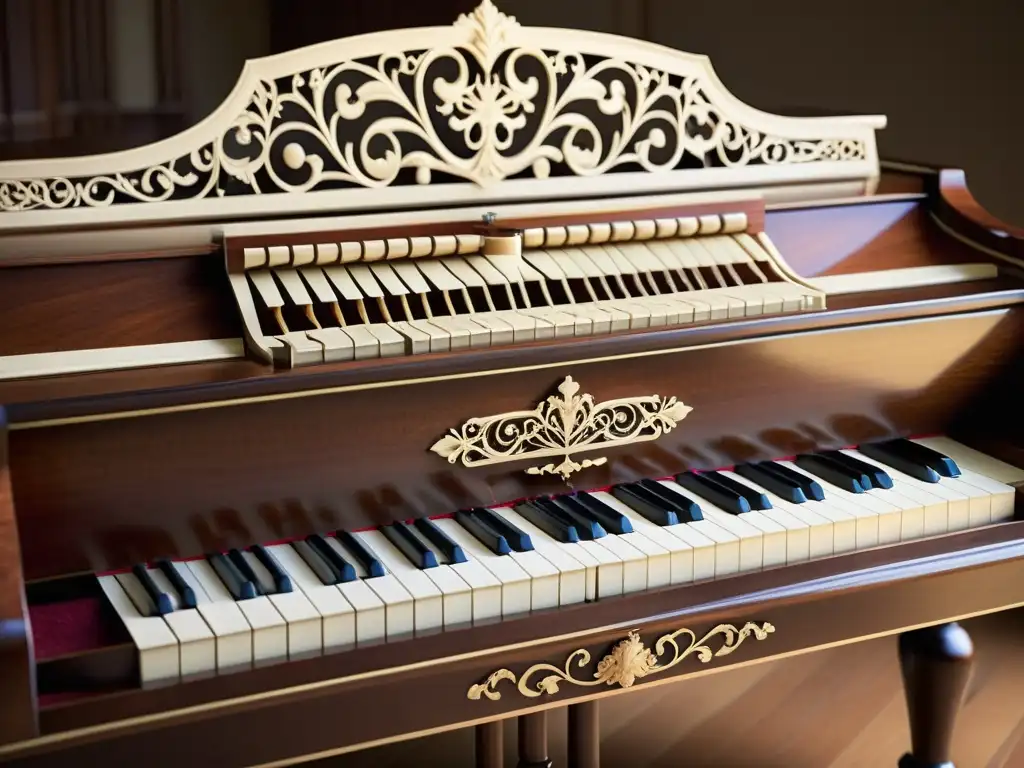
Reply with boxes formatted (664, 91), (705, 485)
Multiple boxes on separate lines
(517, 713), (551, 768)
(476, 721), (504, 768)
(7, 308), (1021, 581)
(567, 701), (600, 768)
(6, 524), (1024, 767)
(933, 169), (1024, 262)
(898, 623), (974, 768)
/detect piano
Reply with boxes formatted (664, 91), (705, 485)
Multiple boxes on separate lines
(0, 3), (1022, 766)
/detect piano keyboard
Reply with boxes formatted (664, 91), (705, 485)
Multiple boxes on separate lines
(96, 437), (1022, 683)
(232, 212), (825, 366)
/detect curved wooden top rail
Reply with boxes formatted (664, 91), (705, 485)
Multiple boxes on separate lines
(934, 170), (1024, 263)
(0, 0), (884, 233)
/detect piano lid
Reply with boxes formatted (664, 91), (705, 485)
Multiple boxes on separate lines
(0, 0), (886, 236)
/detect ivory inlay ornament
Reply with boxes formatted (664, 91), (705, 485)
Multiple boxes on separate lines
(0, 0), (881, 224)
(467, 621), (776, 701)
(429, 376), (692, 480)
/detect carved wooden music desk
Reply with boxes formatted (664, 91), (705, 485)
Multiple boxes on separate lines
(0, 2), (1020, 766)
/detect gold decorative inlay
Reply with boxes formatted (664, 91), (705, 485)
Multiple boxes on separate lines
(467, 621), (775, 701)
(430, 375), (692, 480)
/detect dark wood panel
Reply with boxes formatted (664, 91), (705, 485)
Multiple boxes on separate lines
(765, 200), (990, 277)
(8, 528), (1024, 767)
(9, 309), (1022, 580)
(934, 169), (1024, 262)
(0, 255), (241, 356)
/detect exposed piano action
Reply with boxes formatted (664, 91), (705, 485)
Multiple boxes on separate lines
(0, 3), (1023, 767)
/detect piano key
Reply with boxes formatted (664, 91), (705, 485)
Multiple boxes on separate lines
(388, 321), (432, 355)
(207, 552), (257, 600)
(497, 507), (593, 603)
(715, 472), (811, 563)
(760, 461), (827, 502)
(858, 441), (941, 483)
(454, 510), (511, 555)
(130, 563), (174, 615)
(237, 549), (322, 657)
(912, 437), (1024, 485)
(820, 450), (894, 489)
(581, 491), (696, 585)
(171, 560), (252, 670)
(474, 508), (534, 552)
(155, 558), (196, 609)
(98, 574), (180, 683)
(304, 534), (357, 583)
(610, 483), (679, 527)
(264, 544), (356, 651)
(305, 327), (355, 363)
(404, 520), (502, 623)
(658, 480), (770, 571)
(537, 497), (606, 540)
(634, 480), (704, 522)
(560, 492), (634, 535)
(672, 473), (752, 515)
(251, 545), (293, 593)
(734, 462), (809, 503)
(515, 500), (581, 544)
(889, 438), (962, 478)
(326, 535), (415, 639)
(139, 566), (216, 677)
(336, 324), (383, 360)
(432, 517), (532, 617)
(361, 323), (407, 357)
(350, 530), (446, 632)
(704, 471), (773, 510)
(794, 454), (868, 493)
(381, 523), (440, 569)
(413, 517), (468, 564)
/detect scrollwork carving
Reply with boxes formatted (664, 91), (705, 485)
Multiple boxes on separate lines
(0, 0), (871, 215)
(429, 375), (692, 480)
(467, 622), (776, 701)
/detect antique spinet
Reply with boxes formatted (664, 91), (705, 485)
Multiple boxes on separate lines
(1, 3), (1022, 766)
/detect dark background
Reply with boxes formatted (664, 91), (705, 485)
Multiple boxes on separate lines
(0, 0), (1020, 223)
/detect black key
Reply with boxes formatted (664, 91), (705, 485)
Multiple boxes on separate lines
(735, 463), (804, 503)
(307, 534), (358, 582)
(413, 518), (468, 564)
(858, 441), (942, 484)
(515, 500), (581, 544)
(227, 548), (265, 594)
(381, 523), (439, 569)
(131, 563), (173, 616)
(562, 493), (633, 535)
(293, 539), (346, 584)
(155, 559), (196, 609)
(759, 461), (826, 501)
(250, 545), (293, 593)
(335, 531), (387, 578)
(475, 508), (534, 552)
(671, 473), (751, 514)
(636, 481), (704, 522)
(867, 439), (960, 479)
(820, 450), (893, 490)
(794, 454), (867, 493)
(707, 472), (773, 510)
(454, 509), (511, 555)
(541, 497), (607, 540)
(207, 553), (257, 601)
(610, 483), (679, 527)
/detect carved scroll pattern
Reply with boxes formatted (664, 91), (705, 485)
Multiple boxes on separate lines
(467, 621), (776, 701)
(0, 0), (867, 213)
(430, 375), (693, 481)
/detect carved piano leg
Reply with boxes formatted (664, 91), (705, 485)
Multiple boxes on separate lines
(517, 712), (552, 768)
(568, 700), (600, 768)
(898, 622), (974, 768)
(476, 720), (504, 768)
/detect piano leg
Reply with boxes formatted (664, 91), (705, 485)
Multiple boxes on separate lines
(568, 700), (600, 768)
(476, 720), (504, 768)
(517, 712), (552, 768)
(898, 622), (974, 768)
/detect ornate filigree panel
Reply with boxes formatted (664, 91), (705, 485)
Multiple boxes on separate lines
(467, 621), (776, 701)
(429, 375), (692, 480)
(0, 0), (878, 215)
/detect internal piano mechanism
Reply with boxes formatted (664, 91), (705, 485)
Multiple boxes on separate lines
(228, 206), (825, 367)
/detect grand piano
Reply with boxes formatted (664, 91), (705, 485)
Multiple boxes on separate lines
(1, 3), (1022, 766)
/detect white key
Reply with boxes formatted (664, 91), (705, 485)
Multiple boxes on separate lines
(200, 560), (288, 665)
(778, 462), (890, 548)
(327, 536), (413, 640)
(266, 544), (356, 651)
(433, 518), (532, 617)
(98, 574), (179, 683)
(501, 506), (602, 601)
(587, 493), (698, 584)
(913, 437), (1024, 484)
(587, 492), (673, 590)
(659, 481), (767, 571)
(378, 527), (474, 628)
(240, 550), (322, 658)
(841, 450), (950, 536)
(717, 471), (811, 564)
(179, 560), (253, 669)
(946, 467), (1017, 523)
(350, 531), (443, 634)
(334, 579), (387, 646)
(141, 567), (216, 676)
